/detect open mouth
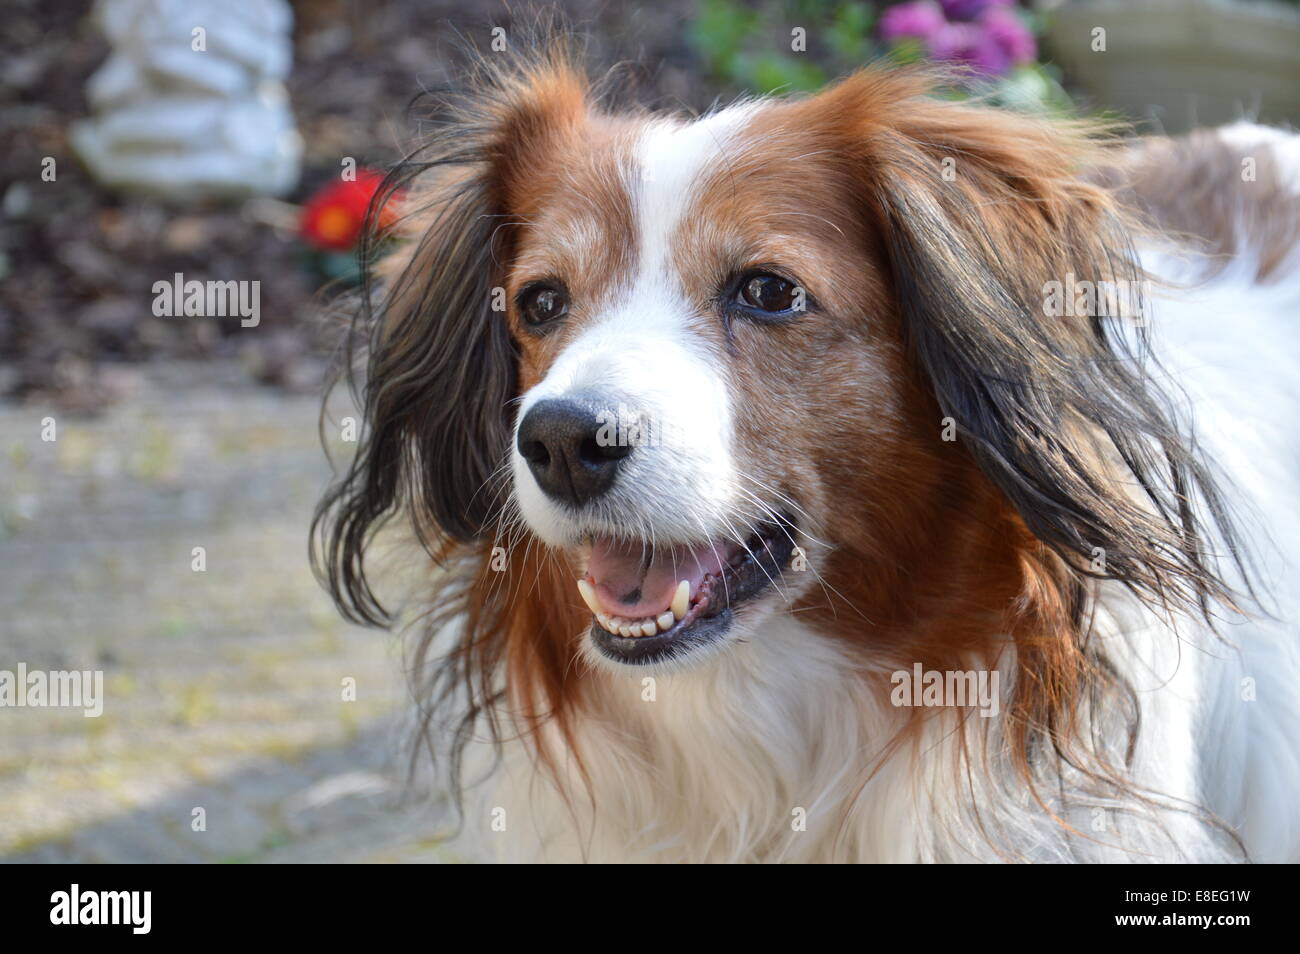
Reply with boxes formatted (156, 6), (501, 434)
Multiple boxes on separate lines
(576, 513), (798, 665)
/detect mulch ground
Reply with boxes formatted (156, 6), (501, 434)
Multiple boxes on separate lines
(0, 0), (710, 409)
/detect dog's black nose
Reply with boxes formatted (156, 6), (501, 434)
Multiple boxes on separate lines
(517, 397), (633, 507)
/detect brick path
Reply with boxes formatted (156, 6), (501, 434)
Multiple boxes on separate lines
(0, 362), (458, 863)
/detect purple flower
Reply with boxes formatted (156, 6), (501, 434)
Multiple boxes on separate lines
(878, 0), (1035, 77)
(927, 22), (1011, 75)
(878, 0), (947, 45)
(939, 0), (1011, 21)
(980, 7), (1037, 66)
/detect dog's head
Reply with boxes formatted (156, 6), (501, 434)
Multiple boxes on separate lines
(315, 48), (1243, 720)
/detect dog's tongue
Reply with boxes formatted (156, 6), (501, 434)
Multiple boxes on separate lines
(585, 537), (730, 618)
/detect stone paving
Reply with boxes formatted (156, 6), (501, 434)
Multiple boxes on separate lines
(0, 361), (459, 863)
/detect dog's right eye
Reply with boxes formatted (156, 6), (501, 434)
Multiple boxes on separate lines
(518, 283), (570, 328)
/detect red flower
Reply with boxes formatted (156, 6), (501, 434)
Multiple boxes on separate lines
(298, 169), (400, 252)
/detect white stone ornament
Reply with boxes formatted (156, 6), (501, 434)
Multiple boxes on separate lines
(71, 0), (302, 202)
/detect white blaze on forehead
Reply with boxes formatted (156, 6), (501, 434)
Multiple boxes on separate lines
(512, 104), (762, 546)
(631, 104), (760, 281)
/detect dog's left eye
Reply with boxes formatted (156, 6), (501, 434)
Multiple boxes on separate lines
(736, 273), (798, 314)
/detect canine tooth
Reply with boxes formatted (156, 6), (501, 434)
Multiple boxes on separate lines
(657, 612), (675, 632)
(576, 579), (601, 616)
(596, 613), (611, 629)
(671, 580), (690, 619)
(640, 620), (657, 637)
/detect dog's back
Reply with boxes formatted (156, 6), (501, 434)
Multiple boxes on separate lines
(1126, 124), (1300, 862)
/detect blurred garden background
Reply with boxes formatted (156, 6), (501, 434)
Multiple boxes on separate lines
(1, 0), (1297, 863)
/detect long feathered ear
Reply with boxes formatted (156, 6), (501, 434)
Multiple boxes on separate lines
(312, 45), (591, 626)
(852, 74), (1250, 620)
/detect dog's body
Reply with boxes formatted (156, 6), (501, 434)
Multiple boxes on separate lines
(316, 51), (1300, 862)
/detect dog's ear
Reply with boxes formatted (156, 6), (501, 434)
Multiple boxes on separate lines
(836, 71), (1247, 618)
(313, 50), (591, 624)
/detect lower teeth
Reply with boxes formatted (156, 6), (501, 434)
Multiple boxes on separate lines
(580, 577), (693, 638)
(602, 612), (678, 638)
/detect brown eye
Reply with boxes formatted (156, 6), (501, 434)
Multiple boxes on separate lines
(738, 273), (797, 313)
(520, 284), (569, 327)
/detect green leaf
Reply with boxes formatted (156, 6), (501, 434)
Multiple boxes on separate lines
(745, 52), (827, 94)
(828, 2), (875, 63)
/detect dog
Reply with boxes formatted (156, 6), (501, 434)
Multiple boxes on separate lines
(313, 44), (1300, 862)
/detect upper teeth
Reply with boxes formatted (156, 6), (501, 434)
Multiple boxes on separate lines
(576, 578), (692, 638)
(670, 580), (690, 619)
(576, 578), (600, 616)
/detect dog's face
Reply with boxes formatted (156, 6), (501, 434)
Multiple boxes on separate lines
(500, 97), (938, 669)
